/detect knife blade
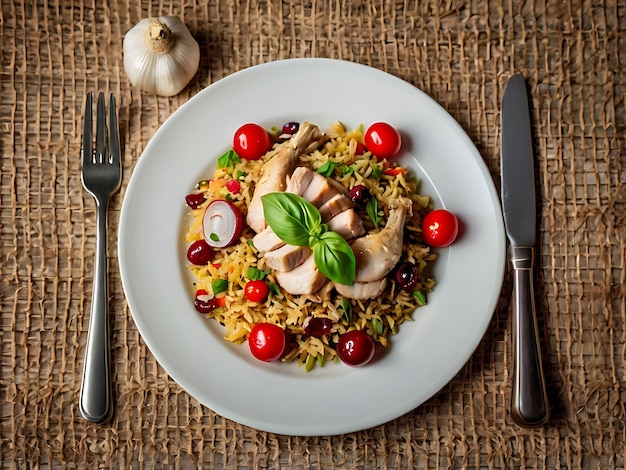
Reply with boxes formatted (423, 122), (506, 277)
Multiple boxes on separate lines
(501, 74), (550, 427)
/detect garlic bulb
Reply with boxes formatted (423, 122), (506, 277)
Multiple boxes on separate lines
(123, 16), (200, 97)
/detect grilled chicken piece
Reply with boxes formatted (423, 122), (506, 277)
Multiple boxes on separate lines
(264, 244), (311, 272)
(327, 208), (365, 240)
(246, 122), (326, 233)
(318, 193), (353, 221)
(252, 226), (284, 253)
(350, 197), (413, 283)
(334, 278), (388, 300)
(299, 170), (339, 208)
(275, 255), (327, 295)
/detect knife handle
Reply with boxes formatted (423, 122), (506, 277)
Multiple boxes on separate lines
(510, 246), (550, 427)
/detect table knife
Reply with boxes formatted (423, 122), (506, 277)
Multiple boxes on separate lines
(500, 74), (550, 427)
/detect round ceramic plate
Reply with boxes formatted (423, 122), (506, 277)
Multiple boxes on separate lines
(119, 58), (505, 436)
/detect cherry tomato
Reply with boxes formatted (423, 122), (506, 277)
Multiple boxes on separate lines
(422, 209), (459, 248)
(364, 122), (401, 159)
(336, 330), (375, 367)
(186, 239), (214, 265)
(248, 323), (286, 362)
(233, 123), (272, 160)
(244, 280), (269, 303)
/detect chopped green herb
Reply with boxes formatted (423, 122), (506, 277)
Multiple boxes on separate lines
(316, 161), (336, 177)
(247, 267), (267, 281)
(366, 198), (382, 228)
(269, 283), (281, 296)
(371, 166), (383, 179)
(235, 170), (246, 180)
(305, 354), (316, 372)
(217, 149), (241, 169)
(341, 298), (352, 324)
(210, 233), (220, 242)
(341, 165), (355, 176)
(317, 354), (326, 367)
(413, 291), (427, 305)
(372, 317), (384, 335)
(211, 278), (229, 294)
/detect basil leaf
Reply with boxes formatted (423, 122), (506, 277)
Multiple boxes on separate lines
(218, 149), (241, 169)
(366, 197), (381, 228)
(312, 231), (355, 285)
(211, 278), (228, 294)
(247, 267), (266, 280)
(317, 161), (336, 177)
(262, 193), (321, 246)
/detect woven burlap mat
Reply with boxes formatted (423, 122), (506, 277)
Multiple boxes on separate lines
(1, 0), (625, 468)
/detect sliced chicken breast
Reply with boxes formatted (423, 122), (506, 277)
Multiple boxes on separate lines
(334, 278), (388, 300)
(318, 193), (353, 221)
(264, 244), (311, 272)
(327, 208), (365, 240)
(252, 226), (284, 253)
(275, 255), (327, 295)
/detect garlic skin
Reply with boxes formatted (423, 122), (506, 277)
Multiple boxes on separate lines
(123, 16), (200, 97)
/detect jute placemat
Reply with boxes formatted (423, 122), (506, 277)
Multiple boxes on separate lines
(1, 0), (624, 468)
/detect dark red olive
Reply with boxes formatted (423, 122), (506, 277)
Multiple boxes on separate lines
(187, 240), (214, 265)
(194, 296), (225, 314)
(282, 122), (300, 136)
(303, 317), (333, 337)
(185, 192), (206, 209)
(349, 185), (370, 205)
(395, 261), (419, 291)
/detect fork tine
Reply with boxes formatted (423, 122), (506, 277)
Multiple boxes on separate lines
(108, 94), (120, 166)
(95, 92), (107, 164)
(82, 92), (93, 166)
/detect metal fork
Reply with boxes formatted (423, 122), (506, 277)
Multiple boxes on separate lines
(79, 92), (122, 423)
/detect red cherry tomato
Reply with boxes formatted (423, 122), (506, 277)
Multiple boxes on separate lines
(233, 123), (272, 160)
(364, 122), (401, 159)
(422, 209), (459, 248)
(244, 280), (269, 303)
(248, 323), (286, 362)
(336, 330), (375, 367)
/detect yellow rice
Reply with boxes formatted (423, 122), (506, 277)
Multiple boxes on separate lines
(184, 122), (436, 370)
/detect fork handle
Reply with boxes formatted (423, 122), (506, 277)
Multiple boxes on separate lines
(80, 201), (113, 423)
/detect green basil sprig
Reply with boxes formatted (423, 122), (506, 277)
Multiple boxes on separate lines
(261, 192), (356, 285)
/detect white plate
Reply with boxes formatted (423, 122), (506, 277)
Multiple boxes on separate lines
(119, 58), (505, 436)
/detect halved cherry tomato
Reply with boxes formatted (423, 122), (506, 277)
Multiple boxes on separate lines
(364, 122), (401, 159)
(336, 330), (375, 367)
(248, 323), (286, 362)
(244, 280), (269, 303)
(422, 209), (459, 248)
(233, 123), (272, 160)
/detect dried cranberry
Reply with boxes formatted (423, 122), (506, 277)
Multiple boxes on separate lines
(185, 192), (206, 209)
(349, 185), (370, 205)
(303, 317), (333, 337)
(187, 240), (214, 265)
(194, 296), (224, 314)
(226, 180), (241, 194)
(282, 122), (299, 136)
(395, 261), (419, 291)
